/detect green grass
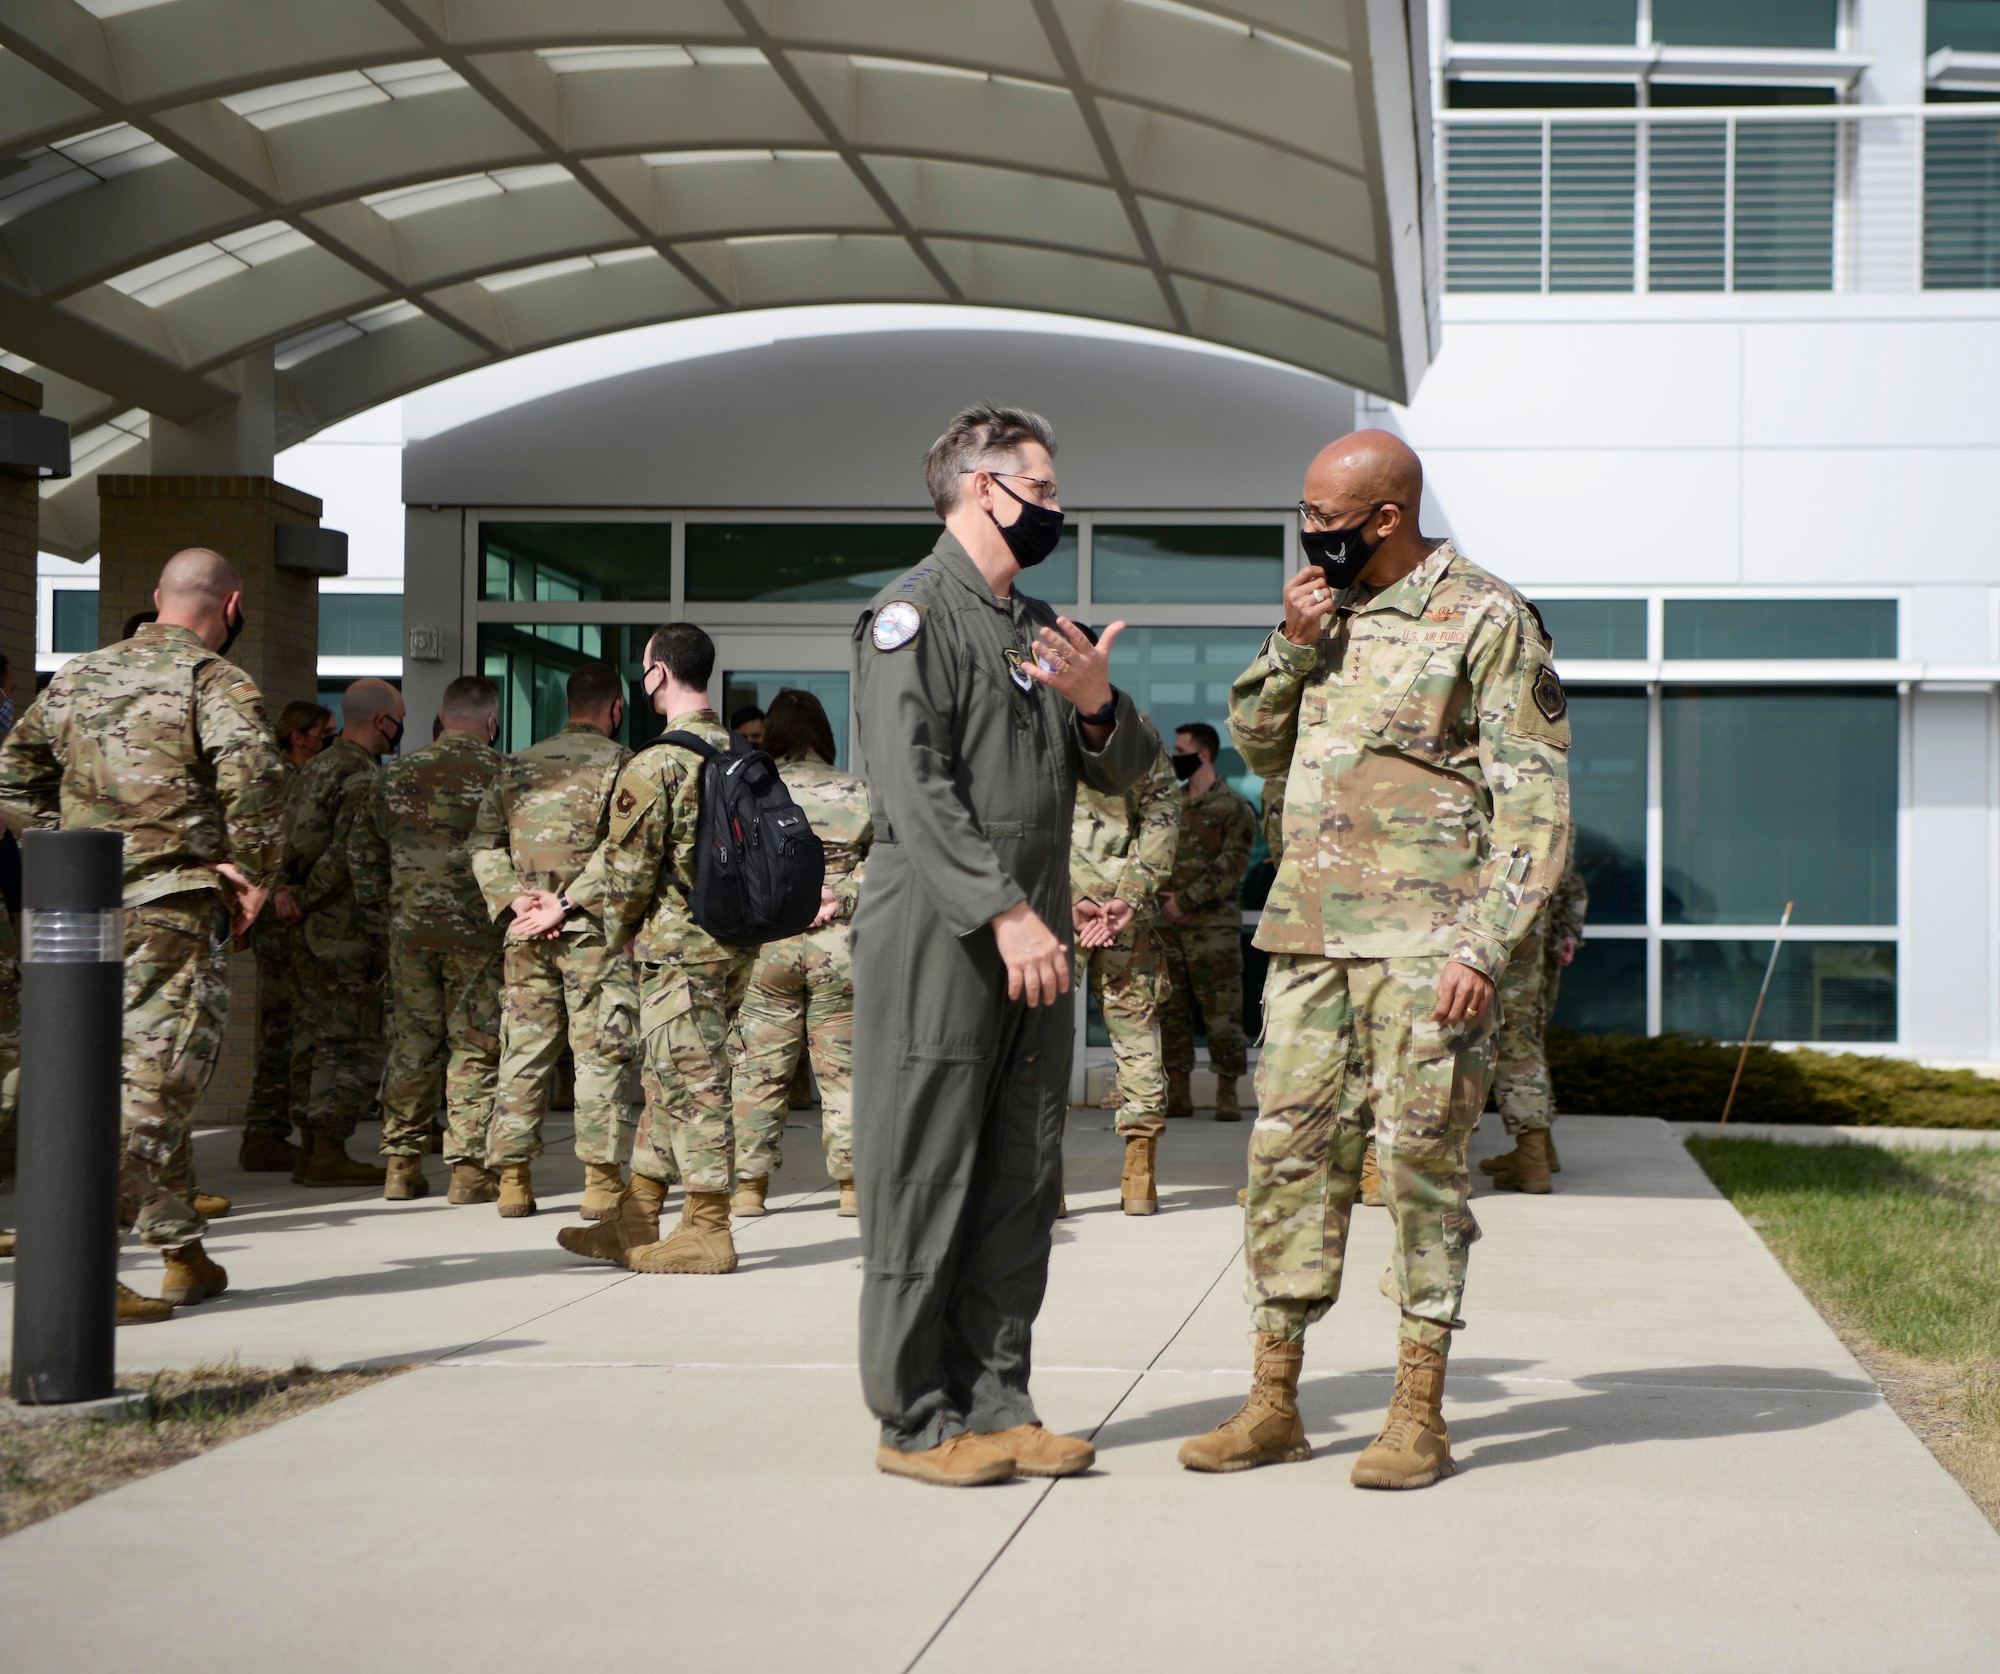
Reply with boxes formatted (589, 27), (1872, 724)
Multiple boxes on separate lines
(1686, 1138), (2000, 1363)
(1551, 1029), (2000, 1128)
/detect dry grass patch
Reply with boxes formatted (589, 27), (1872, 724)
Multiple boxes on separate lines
(1687, 1138), (2000, 1529)
(0, 1361), (402, 1538)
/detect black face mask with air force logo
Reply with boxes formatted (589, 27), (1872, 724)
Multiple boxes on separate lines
(1301, 503), (1388, 591)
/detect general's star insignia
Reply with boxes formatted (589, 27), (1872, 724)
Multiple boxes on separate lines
(872, 600), (923, 652)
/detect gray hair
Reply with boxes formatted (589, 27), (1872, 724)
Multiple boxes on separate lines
(923, 404), (1057, 519)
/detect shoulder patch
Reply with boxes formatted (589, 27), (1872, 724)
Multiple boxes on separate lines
(615, 787), (637, 816)
(872, 600), (923, 652)
(1532, 664), (1567, 722)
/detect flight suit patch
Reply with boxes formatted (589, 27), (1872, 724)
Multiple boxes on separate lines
(872, 600), (923, 651)
(1003, 646), (1058, 693)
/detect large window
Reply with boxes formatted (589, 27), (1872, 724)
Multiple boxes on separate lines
(52, 589), (98, 654)
(722, 669), (851, 768)
(1569, 690), (1647, 924)
(1663, 941), (1897, 1042)
(1451, 0), (1636, 43)
(1449, 0), (1836, 47)
(1092, 525), (1283, 605)
(1535, 597), (1646, 660)
(319, 593), (402, 656)
(1665, 599), (1897, 660)
(478, 623), (662, 754)
(482, 523), (672, 602)
(683, 523), (1039, 603)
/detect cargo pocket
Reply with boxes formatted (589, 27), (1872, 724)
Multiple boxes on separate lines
(1000, 1053), (1050, 1182)
(639, 969), (693, 1045)
(596, 983), (641, 1067)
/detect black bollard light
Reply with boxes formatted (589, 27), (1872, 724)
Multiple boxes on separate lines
(11, 830), (125, 1405)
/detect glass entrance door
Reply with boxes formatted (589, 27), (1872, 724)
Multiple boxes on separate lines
(708, 632), (856, 768)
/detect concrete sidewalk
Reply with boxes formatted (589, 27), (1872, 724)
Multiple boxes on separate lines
(3, 1115), (1998, 1672)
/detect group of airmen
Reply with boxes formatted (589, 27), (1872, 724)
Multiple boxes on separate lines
(0, 408), (1586, 1500)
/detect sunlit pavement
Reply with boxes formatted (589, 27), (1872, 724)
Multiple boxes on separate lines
(3, 1113), (1998, 1672)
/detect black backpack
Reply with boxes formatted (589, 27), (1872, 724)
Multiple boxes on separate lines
(658, 731), (826, 946)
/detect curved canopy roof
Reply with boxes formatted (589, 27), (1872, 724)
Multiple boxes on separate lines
(1, 0), (1438, 543)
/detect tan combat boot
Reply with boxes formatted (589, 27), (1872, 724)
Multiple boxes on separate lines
(1120, 1135), (1158, 1216)
(160, 1240), (229, 1306)
(1489, 1128), (1553, 1194)
(305, 1139), (388, 1187)
(1358, 1139), (1385, 1208)
(1351, 1341), (1454, 1489)
(1546, 1130), (1561, 1173)
(0, 1230), (14, 1258)
(497, 1163), (536, 1218)
(191, 1190), (232, 1219)
(626, 1190), (737, 1274)
(1213, 1075), (1242, 1123)
(238, 1130), (299, 1172)
(557, 1174), (668, 1266)
(836, 1180), (859, 1218)
(877, 1432), (1017, 1487)
(974, 1424), (1095, 1477)
(1178, 1334), (1312, 1472)
(116, 1281), (174, 1325)
(731, 1174), (770, 1219)
(384, 1156), (429, 1200)
(1166, 1069), (1193, 1120)
(447, 1163), (498, 1204)
(290, 1130), (317, 1184)
(580, 1163), (624, 1221)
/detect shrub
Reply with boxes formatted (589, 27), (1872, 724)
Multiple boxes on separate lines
(1546, 1029), (2000, 1129)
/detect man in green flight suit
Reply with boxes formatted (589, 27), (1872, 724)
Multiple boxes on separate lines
(851, 404), (1153, 1488)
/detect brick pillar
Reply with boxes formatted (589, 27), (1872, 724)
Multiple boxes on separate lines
(97, 474), (326, 1125)
(0, 368), (42, 705)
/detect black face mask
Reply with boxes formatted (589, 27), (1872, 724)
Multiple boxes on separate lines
(1301, 505), (1387, 591)
(219, 602), (246, 657)
(1172, 751), (1202, 782)
(988, 476), (1065, 569)
(379, 714), (403, 754)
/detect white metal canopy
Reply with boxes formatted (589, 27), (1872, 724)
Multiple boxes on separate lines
(1, 0), (1438, 552)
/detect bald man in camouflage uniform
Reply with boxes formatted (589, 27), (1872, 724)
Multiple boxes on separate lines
(1181, 432), (1570, 1490)
(1070, 714), (1180, 1214)
(1483, 835), (1587, 1193)
(0, 551), (286, 1319)
(356, 676), (507, 1207)
(286, 679), (403, 1186)
(470, 661), (640, 1223)
(730, 690), (873, 1218)
(527, 623), (757, 1276)
(1158, 725), (1257, 1121)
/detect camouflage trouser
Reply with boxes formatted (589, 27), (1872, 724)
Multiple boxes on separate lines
(1158, 915), (1249, 1080)
(1492, 929), (1553, 1134)
(0, 906), (19, 1138)
(485, 934), (640, 1168)
(379, 942), (503, 1164)
(633, 952), (755, 1194)
(242, 915), (301, 1138)
(1542, 952), (1565, 1025)
(1078, 921), (1169, 1139)
(122, 893), (232, 1251)
(1245, 953), (1496, 1355)
(732, 923), (855, 1184)
(294, 933), (385, 1143)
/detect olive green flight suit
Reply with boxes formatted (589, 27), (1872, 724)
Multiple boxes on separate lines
(851, 532), (1151, 1455)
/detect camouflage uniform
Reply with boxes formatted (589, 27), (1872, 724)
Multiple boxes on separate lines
(469, 721), (641, 1169)
(1157, 777), (1256, 1082)
(286, 736), (387, 1144)
(353, 731), (504, 1163)
(1259, 774), (1287, 867)
(1229, 540), (1571, 1353)
(241, 757), (301, 1142)
(0, 902), (18, 1135)
(1492, 833), (1586, 1135)
(1070, 721), (1180, 1138)
(731, 752), (873, 1184)
(0, 623), (285, 1250)
(563, 708), (755, 1194)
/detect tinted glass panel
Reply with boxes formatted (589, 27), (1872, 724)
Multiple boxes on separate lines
(1092, 526), (1283, 604)
(1450, 0), (1636, 43)
(318, 593), (402, 656)
(1665, 598), (1896, 659)
(479, 624), (663, 754)
(721, 670), (850, 769)
(1932, 0), (2000, 52)
(481, 523), (672, 602)
(1653, 0), (1836, 47)
(1924, 115), (2000, 290)
(692, 524), (962, 604)
(52, 589), (98, 653)
(1551, 937), (1647, 1034)
(1568, 690), (1647, 924)
(1662, 940), (1896, 1041)
(1534, 598), (1647, 660)
(1663, 688), (1897, 925)
(1447, 80), (1637, 107)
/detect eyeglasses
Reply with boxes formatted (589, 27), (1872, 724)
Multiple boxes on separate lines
(1297, 498), (1397, 532)
(962, 467), (1059, 504)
